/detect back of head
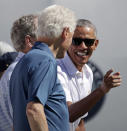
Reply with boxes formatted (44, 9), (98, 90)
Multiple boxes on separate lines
(37, 5), (76, 39)
(77, 19), (97, 37)
(11, 14), (38, 51)
(0, 51), (18, 78)
(0, 41), (15, 56)
(0, 52), (18, 72)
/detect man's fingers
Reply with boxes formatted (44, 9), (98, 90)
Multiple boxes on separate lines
(104, 69), (113, 79)
(112, 78), (122, 83)
(112, 83), (121, 87)
(111, 74), (121, 80)
(113, 72), (120, 76)
(102, 70), (121, 93)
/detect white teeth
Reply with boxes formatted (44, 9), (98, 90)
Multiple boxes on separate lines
(77, 51), (87, 56)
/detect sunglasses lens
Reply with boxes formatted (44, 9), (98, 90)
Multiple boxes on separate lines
(72, 38), (82, 46)
(84, 39), (95, 47)
(72, 38), (95, 47)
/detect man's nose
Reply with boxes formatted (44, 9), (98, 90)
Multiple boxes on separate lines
(79, 41), (88, 49)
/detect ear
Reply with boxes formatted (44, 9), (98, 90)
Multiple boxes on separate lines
(61, 27), (70, 40)
(25, 35), (33, 48)
(93, 39), (99, 50)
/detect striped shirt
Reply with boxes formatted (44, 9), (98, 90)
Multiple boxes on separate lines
(0, 52), (24, 131)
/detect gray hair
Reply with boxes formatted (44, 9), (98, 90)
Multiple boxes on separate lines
(37, 5), (76, 39)
(0, 41), (15, 56)
(10, 14), (38, 51)
(77, 19), (97, 37)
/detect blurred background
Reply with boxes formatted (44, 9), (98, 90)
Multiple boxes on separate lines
(0, 0), (127, 130)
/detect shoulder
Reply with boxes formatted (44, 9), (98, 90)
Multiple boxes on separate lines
(85, 64), (93, 75)
(28, 49), (53, 61)
(57, 59), (67, 75)
(57, 59), (69, 84)
(84, 64), (93, 82)
(23, 49), (56, 70)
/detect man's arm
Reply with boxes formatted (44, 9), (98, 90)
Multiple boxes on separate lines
(26, 101), (48, 131)
(68, 69), (121, 122)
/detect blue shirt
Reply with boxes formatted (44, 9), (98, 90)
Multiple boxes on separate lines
(10, 42), (69, 131)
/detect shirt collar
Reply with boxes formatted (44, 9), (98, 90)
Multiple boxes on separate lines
(62, 53), (90, 77)
(15, 52), (24, 61)
(61, 52), (81, 76)
(33, 41), (54, 57)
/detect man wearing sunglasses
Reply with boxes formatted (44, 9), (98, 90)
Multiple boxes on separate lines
(57, 19), (121, 131)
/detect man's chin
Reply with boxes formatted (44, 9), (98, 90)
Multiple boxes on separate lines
(79, 60), (88, 66)
(76, 58), (88, 65)
(56, 52), (65, 59)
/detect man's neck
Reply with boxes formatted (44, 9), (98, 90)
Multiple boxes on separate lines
(49, 45), (58, 58)
(37, 37), (59, 58)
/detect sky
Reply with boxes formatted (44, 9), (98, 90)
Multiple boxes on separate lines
(0, 0), (127, 130)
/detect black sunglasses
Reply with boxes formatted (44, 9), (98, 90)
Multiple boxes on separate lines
(72, 38), (95, 47)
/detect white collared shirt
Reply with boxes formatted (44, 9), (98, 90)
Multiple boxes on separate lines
(0, 52), (24, 131)
(57, 53), (93, 131)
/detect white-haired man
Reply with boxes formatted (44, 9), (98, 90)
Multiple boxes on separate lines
(0, 14), (37, 131)
(10, 5), (76, 131)
(57, 19), (121, 131)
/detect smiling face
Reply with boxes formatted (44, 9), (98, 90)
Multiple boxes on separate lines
(68, 26), (99, 71)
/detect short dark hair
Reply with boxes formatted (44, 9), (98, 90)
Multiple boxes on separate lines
(77, 19), (97, 37)
(0, 52), (18, 72)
